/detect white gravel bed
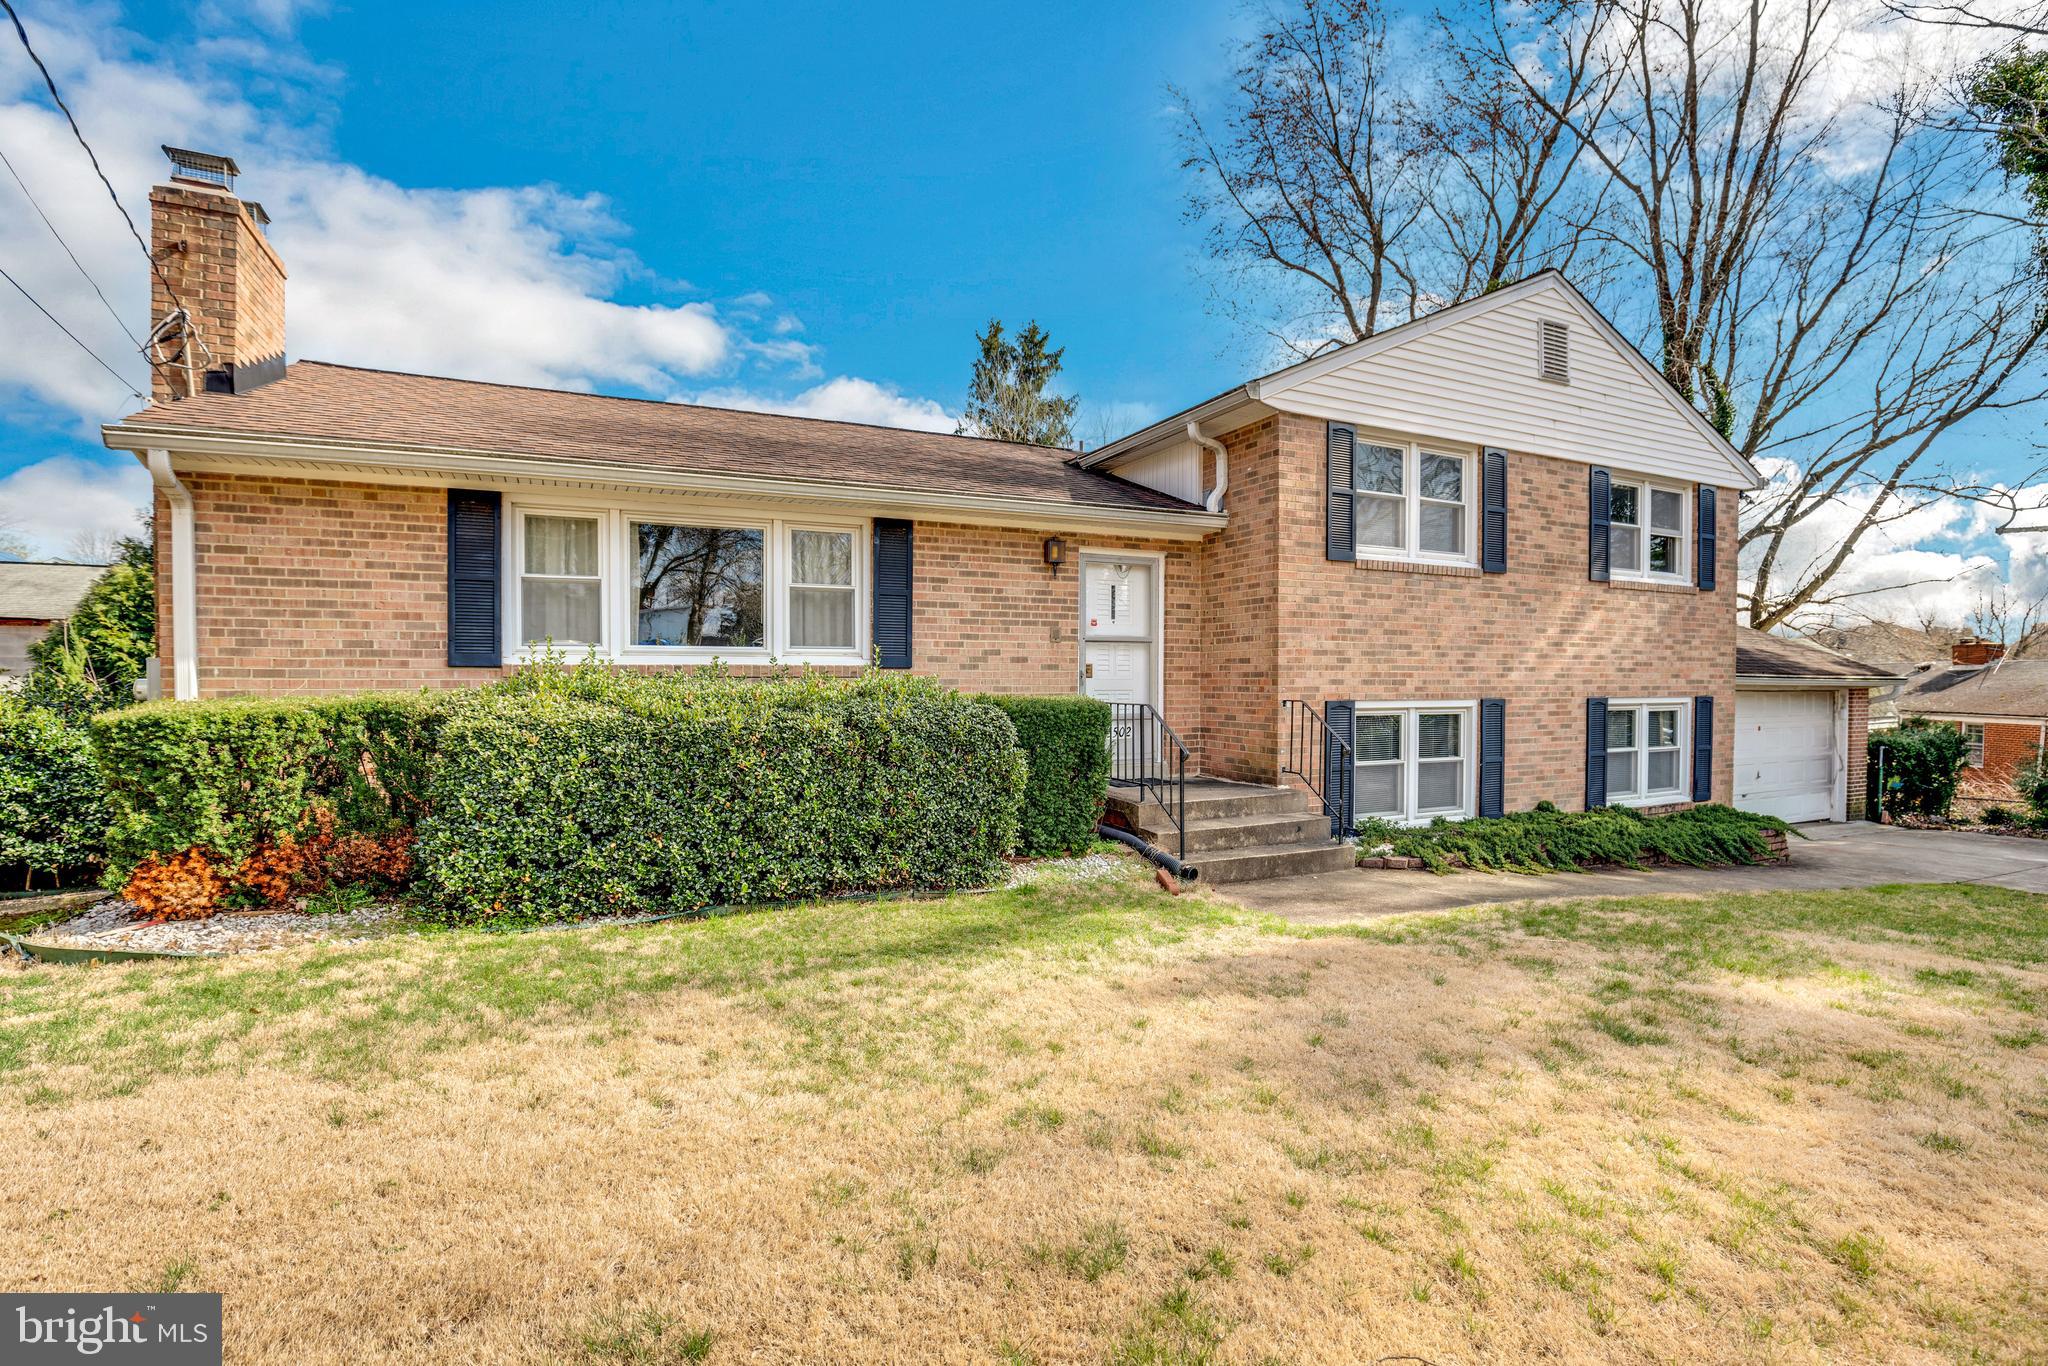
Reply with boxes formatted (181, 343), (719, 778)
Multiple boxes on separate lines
(25, 900), (410, 956)
(1003, 851), (1131, 889)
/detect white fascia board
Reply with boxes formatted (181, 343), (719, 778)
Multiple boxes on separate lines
(103, 423), (1227, 540)
(1737, 675), (1904, 690)
(1073, 389), (1267, 468)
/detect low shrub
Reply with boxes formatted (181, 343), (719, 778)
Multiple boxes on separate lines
(976, 695), (1111, 856)
(0, 695), (110, 889)
(1357, 801), (1793, 874)
(1868, 719), (1967, 820)
(1981, 804), (2016, 827)
(91, 691), (445, 914)
(413, 665), (1025, 925)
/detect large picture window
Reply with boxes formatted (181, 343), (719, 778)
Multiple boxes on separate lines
(1350, 439), (1474, 564)
(1355, 703), (1474, 824)
(1608, 476), (1688, 581)
(1606, 700), (1687, 804)
(633, 522), (766, 648)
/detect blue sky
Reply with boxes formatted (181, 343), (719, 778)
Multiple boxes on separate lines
(0, 0), (2040, 628)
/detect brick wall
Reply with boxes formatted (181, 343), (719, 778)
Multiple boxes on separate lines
(1195, 419), (1279, 783)
(1960, 719), (2044, 796)
(1215, 412), (1738, 805)
(148, 184), (286, 402)
(1846, 689), (1871, 819)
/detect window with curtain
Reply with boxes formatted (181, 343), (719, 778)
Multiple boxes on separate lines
(789, 528), (855, 651)
(519, 513), (602, 647)
(1355, 705), (1472, 823)
(633, 522), (765, 648)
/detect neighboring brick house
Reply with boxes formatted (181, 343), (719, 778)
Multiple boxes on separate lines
(1733, 628), (1900, 823)
(101, 149), (1775, 877)
(1895, 638), (2048, 799)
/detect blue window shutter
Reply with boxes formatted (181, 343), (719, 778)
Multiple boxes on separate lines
(1696, 487), (1717, 591)
(871, 518), (914, 669)
(1481, 449), (1509, 574)
(446, 488), (502, 668)
(1323, 700), (1355, 838)
(1478, 698), (1506, 817)
(1326, 423), (1356, 562)
(1585, 697), (1608, 809)
(1692, 695), (1714, 803)
(1588, 467), (1611, 582)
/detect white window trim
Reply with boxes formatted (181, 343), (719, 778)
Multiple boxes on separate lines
(1349, 434), (1479, 568)
(513, 506), (608, 653)
(1606, 697), (1690, 807)
(502, 496), (869, 667)
(1959, 721), (1987, 768)
(1353, 700), (1478, 826)
(1607, 474), (1691, 584)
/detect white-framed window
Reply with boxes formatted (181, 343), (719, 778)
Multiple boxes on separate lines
(517, 510), (605, 649)
(1960, 722), (1986, 768)
(1606, 699), (1688, 805)
(504, 501), (866, 662)
(1350, 437), (1475, 565)
(1608, 476), (1689, 581)
(1354, 702), (1475, 824)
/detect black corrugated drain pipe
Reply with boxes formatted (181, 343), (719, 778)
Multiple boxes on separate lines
(1097, 822), (1197, 884)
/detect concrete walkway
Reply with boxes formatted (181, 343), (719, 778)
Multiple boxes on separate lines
(1216, 821), (2048, 925)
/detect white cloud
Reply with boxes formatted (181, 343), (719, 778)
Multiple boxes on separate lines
(0, 455), (151, 558)
(690, 377), (958, 433)
(0, 5), (957, 555)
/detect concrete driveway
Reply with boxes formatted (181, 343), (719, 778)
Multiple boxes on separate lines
(1217, 821), (2048, 925)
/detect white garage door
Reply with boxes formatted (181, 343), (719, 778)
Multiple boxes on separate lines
(1735, 689), (1840, 823)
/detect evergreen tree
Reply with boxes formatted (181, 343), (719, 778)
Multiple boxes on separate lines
(26, 518), (156, 707)
(957, 319), (1080, 447)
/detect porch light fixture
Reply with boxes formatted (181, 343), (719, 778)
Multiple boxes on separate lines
(1043, 536), (1068, 573)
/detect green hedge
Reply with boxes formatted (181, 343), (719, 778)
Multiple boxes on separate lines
(1357, 802), (1793, 874)
(1868, 719), (1967, 820)
(976, 695), (1111, 856)
(412, 667), (1025, 924)
(0, 696), (109, 886)
(90, 691), (445, 878)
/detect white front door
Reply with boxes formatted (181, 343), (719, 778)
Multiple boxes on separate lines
(1080, 557), (1156, 709)
(1734, 689), (1841, 823)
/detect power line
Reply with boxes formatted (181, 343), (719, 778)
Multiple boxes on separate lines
(0, 262), (146, 400)
(0, 0), (189, 320)
(0, 144), (143, 348)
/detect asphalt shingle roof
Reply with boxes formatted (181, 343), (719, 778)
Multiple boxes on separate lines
(1897, 657), (2048, 721)
(0, 561), (104, 622)
(1735, 627), (1899, 683)
(113, 362), (1204, 516)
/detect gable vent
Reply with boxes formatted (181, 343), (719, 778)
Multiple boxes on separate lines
(1539, 319), (1569, 384)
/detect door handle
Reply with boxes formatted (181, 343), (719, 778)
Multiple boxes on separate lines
(1084, 662), (1094, 678)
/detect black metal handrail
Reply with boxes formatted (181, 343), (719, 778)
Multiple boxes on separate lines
(1107, 701), (1189, 862)
(1282, 698), (1354, 838)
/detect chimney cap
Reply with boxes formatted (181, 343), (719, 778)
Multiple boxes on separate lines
(242, 200), (271, 227)
(162, 146), (239, 191)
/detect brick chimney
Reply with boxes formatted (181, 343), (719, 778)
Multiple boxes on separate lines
(147, 147), (286, 402)
(1953, 636), (2005, 667)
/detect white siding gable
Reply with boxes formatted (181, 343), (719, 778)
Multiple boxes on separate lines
(1102, 438), (1203, 505)
(1261, 277), (1759, 490)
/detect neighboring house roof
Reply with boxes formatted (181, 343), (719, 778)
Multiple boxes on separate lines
(1079, 270), (1764, 493)
(1897, 657), (2048, 722)
(1736, 627), (1903, 687)
(102, 361), (1203, 521)
(0, 560), (105, 622)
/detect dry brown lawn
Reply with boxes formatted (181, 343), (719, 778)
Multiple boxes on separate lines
(2, 869), (2046, 1363)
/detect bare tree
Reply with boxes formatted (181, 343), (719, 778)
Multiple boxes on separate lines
(63, 528), (118, 565)
(1968, 578), (2048, 652)
(1174, 0), (1600, 357)
(0, 504), (33, 560)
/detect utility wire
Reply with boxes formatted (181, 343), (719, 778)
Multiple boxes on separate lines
(0, 143), (143, 348)
(0, 0), (190, 319)
(0, 262), (146, 400)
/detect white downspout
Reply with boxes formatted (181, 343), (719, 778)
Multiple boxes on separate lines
(145, 449), (199, 700)
(1189, 422), (1228, 513)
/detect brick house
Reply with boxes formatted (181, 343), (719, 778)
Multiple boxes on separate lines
(101, 150), (1773, 878)
(1895, 637), (2048, 799)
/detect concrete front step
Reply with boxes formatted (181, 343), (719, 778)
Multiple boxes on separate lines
(1193, 840), (1356, 885)
(1103, 780), (1319, 825)
(1124, 811), (1334, 854)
